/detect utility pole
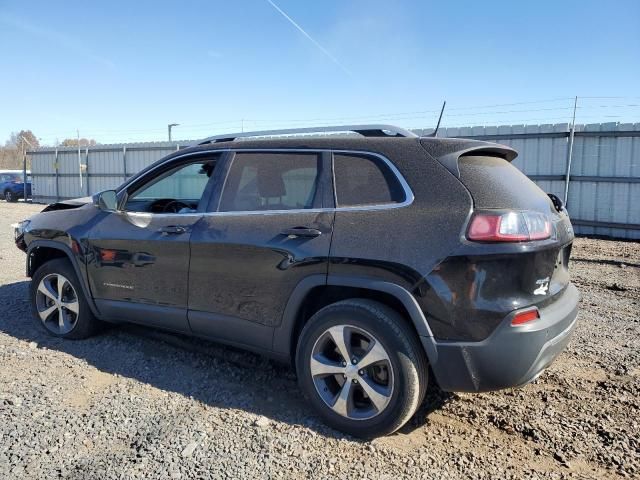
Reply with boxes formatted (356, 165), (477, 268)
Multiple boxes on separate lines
(20, 135), (35, 202)
(77, 129), (83, 190)
(168, 123), (179, 142)
(563, 96), (578, 206)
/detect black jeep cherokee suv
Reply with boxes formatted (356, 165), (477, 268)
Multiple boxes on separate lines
(15, 125), (578, 437)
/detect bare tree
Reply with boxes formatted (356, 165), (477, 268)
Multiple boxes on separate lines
(5, 130), (40, 149)
(1, 130), (40, 169)
(60, 138), (97, 147)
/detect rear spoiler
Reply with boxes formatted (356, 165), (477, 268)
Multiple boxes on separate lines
(420, 138), (517, 178)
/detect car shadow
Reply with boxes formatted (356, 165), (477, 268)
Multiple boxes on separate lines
(0, 280), (451, 440)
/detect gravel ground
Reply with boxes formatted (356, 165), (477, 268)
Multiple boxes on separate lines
(0, 201), (638, 479)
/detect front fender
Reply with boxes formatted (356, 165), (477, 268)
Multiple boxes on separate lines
(26, 239), (101, 319)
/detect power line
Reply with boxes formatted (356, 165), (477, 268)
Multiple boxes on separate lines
(444, 97), (574, 111)
(23, 98), (640, 145)
(440, 114), (628, 129)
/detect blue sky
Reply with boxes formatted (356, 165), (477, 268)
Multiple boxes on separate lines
(0, 0), (638, 145)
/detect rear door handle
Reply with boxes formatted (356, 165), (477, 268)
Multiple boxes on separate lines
(281, 227), (322, 238)
(158, 225), (187, 235)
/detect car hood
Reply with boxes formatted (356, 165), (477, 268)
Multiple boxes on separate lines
(41, 196), (92, 212)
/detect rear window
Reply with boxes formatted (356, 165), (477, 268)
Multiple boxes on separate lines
(459, 155), (553, 212)
(333, 153), (405, 207)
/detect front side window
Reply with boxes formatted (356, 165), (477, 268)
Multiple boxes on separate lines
(218, 152), (321, 212)
(333, 153), (406, 207)
(125, 160), (216, 213)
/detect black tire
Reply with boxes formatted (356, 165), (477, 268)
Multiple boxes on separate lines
(30, 258), (100, 339)
(296, 299), (428, 438)
(4, 190), (16, 202)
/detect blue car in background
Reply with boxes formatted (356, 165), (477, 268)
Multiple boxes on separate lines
(0, 170), (31, 202)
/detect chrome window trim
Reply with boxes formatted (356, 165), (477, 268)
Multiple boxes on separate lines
(330, 150), (413, 210)
(119, 148), (414, 217)
(118, 150), (225, 194)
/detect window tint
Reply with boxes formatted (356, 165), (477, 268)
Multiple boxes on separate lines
(0, 174), (17, 182)
(126, 160), (216, 211)
(333, 153), (405, 207)
(218, 153), (320, 212)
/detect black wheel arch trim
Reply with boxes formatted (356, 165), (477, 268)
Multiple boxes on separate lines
(26, 239), (101, 319)
(273, 274), (439, 365)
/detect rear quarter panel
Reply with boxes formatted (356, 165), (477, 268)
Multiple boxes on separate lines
(328, 140), (473, 300)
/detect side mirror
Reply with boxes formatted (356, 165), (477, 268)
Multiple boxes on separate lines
(95, 190), (118, 211)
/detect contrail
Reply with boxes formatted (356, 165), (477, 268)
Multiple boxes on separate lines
(265, 0), (352, 76)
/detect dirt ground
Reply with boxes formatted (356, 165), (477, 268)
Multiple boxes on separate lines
(0, 201), (638, 479)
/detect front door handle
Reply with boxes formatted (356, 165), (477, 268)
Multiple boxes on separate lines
(158, 225), (187, 235)
(132, 253), (155, 266)
(281, 226), (322, 238)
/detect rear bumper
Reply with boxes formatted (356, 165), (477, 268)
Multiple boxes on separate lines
(423, 282), (579, 392)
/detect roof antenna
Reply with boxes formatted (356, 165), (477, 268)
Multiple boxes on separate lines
(430, 101), (447, 137)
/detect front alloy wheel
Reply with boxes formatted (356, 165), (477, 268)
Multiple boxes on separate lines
(310, 325), (394, 420)
(30, 258), (101, 339)
(35, 273), (80, 335)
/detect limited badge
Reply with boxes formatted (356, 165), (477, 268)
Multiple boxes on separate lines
(533, 277), (550, 295)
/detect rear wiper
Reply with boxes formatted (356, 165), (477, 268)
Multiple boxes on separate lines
(547, 193), (565, 213)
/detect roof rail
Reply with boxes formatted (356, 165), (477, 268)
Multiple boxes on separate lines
(195, 124), (418, 145)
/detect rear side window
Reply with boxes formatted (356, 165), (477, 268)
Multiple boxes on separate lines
(218, 152), (321, 212)
(333, 153), (405, 207)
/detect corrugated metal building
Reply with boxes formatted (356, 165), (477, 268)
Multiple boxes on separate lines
(28, 122), (640, 239)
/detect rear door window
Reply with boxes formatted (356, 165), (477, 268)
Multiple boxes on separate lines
(333, 153), (405, 207)
(218, 152), (321, 212)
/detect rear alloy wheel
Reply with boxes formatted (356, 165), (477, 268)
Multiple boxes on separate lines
(30, 258), (101, 339)
(296, 299), (428, 438)
(310, 325), (394, 420)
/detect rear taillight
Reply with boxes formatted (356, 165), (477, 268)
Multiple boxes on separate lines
(511, 309), (540, 326)
(467, 211), (551, 242)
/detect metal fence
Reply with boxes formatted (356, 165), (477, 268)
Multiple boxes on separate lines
(28, 122), (640, 239)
